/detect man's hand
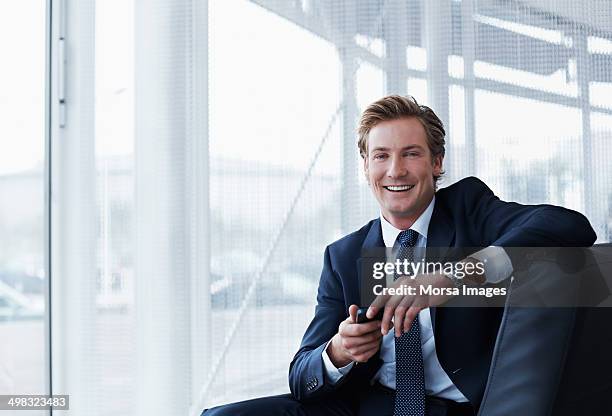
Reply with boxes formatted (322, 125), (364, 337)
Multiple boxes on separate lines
(327, 305), (383, 367)
(366, 273), (457, 337)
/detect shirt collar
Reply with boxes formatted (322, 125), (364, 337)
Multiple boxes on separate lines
(380, 196), (435, 247)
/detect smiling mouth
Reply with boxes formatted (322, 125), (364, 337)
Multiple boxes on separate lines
(383, 185), (415, 192)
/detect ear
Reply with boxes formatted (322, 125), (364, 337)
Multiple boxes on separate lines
(363, 155), (370, 184)
(432, 154), (443, 177)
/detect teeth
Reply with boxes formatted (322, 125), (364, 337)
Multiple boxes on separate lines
(385, 185), (413, 191)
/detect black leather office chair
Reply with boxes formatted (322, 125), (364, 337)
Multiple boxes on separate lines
(478, 244), (612, 416)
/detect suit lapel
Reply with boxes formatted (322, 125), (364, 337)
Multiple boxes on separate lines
(357, 218), (384, 301)
(357, 219), (385, 369)
(362, 218), (384, 251)
(427, 201), (455, 248)
(427, 201), (456, 331)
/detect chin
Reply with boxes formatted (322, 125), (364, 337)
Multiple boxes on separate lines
(388, 206), (416, 218)
(387, 201), (416, 213)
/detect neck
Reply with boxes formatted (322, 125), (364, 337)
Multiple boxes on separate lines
(386, 215), (419, 231)
(385, 209), (424, 230)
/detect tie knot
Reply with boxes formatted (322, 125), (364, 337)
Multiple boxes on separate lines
(397, 229), (419, 248)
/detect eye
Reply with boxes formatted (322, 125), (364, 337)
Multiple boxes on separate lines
(373, 153), (387, 160)
(404, 151), (420, 158)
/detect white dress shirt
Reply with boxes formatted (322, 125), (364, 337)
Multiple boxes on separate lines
(322, 196), (514, 401)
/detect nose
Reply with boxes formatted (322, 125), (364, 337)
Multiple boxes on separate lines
(387, 155), (407, 178)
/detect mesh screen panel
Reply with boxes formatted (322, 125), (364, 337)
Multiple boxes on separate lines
(205, 0), (612, 407)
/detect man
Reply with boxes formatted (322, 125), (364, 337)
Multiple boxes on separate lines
(204, 95), (596, 415)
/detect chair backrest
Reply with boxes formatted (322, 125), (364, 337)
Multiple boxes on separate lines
(478, 244), (612, 416)
(552, 243), (612, 415)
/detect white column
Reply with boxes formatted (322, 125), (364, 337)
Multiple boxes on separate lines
(187, 0), (211, 408)
(384, 0), (408, 94)
(50, 0), (97, 414)
(461, 0), (477, 177)
(340, 0), (359, 235)
(134, 1), (194, 414)
(423, 0), (452, 180)
(575, 30), (596, 230)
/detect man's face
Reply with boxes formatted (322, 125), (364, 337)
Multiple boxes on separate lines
(364, 117), (442, 229)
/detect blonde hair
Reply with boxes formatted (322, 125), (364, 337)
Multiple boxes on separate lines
(357, 95), (446, 183)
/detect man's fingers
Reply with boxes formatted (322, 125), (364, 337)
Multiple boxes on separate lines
(341, 328), (383, 348)
(339, 305), (360, 333)
(353, 344), (381, 363)
(341, 320), (381, 337)
(381, 294), (405, 335)
(381, 306), (394, 335)
(348, 304), (359, 323)
(402, 306), (422, 333)
(403, 295), (428, 332)
(369, 293), (390, 315)
(397, 296), (417, 335)
(394, 305), (408, 337)
(348, 339), (382, 357)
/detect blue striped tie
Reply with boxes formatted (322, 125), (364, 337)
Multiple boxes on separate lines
(394, 229), (425, 416)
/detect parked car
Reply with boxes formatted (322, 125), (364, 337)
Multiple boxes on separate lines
(0, 294), (43, 321)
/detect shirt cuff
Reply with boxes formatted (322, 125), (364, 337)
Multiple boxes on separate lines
(470, 246), (514, 284)
(322, 340), (355, 385)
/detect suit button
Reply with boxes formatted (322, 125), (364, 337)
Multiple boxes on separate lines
(312, 377), (318, 386)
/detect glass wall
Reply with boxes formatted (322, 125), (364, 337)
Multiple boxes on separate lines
(204, 0), (612, 408)
(0, 2), (48, 413)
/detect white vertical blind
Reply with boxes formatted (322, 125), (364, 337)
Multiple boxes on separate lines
(51, 0), (209, 414)
(51, 0), (97, 414)
(133, 0), (191, 411)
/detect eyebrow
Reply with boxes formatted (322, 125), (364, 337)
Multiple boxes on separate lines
(370, 145), (425, 153)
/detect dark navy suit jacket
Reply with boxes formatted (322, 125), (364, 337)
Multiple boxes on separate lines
(288, 176), (596, 411)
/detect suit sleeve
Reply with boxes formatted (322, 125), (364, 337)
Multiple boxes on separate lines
(465, 177), (596, 248)
(288, 246), (349, 401)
